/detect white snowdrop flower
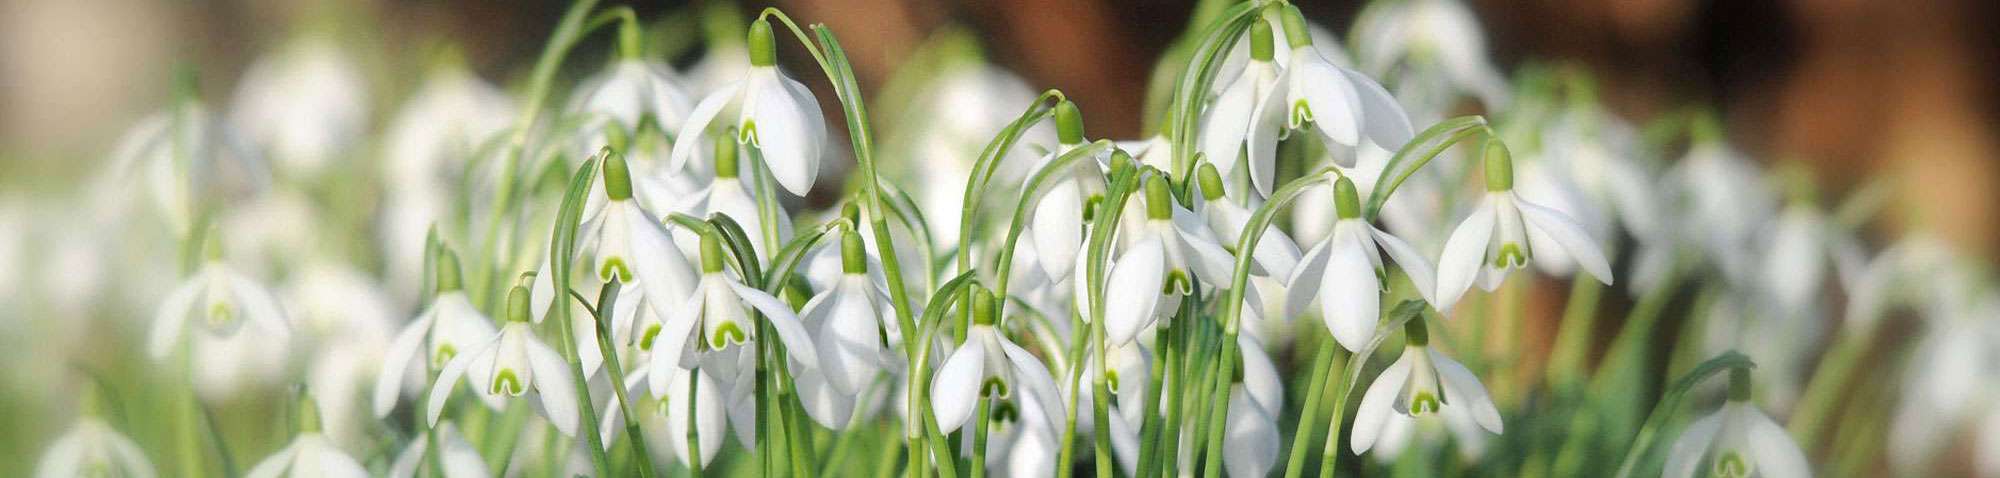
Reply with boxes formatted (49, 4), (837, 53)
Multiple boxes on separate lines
(1262, 4), (1414, 196)
(1369, 395), (1493, 464)
(1200, 19), (1287, 198)
(1285, 175), (1438, 351)
(571, 59), (693, 137)
(793, 231), (896, 424)
(1219, 335), (1288, 477)
(1435, 141), (1612, 312)
(1664, 368), (1811, 478)
(1192, 163), (1301, 280)
(101, 99), (266, 233)
(35, 414), (154, 478)
(373, 251), (501, 417)
(387, 423), (487, 478)
(1102, 172), (1235, 345)
(680, 142), (791, 260)
(147, 237), (291, 361)
(645, 233), (818, 397)
(379, 64), (514, 298)
(575, 153), (700, 313)
(1215, 7), (1349, 96)
(1069, 341), (1153, 439)
(1759, 201), (1830, 320)
(1669, 139), (1775, 284)
(285, 262), (398, 451)
(1352, 0), (1511, 109)
(929, 291), (1065, 437)
(229, 37), (368, 178)
(642, 362), (757, 468)
(425, 285), (582, 437)
(1538, 106), (1663, 240)
(671, 19), (827, 196)
(246, 397), (368, 478)
(1351, 319), (1502, 455)
(1027, 101), (1107, 283)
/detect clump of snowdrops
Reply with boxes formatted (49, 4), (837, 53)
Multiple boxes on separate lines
(10, 0), (1998, 477)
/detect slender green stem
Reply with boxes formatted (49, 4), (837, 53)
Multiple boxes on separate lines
(1281, 338), (1339, 478)
(969, 398), (993, 478)
(584, 280), (657, 477)
(548, 156), (615, 475)
(1317, 302), (1429, 478)
(1787, 326), (1874, 451)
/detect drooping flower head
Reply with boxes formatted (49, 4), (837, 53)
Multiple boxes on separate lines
(1436, 139), (1613, 312)
(671, 18), (828, 196)
(424, 284), (582, 437)
(1664, 367), (1811, 478)
(1352, 318), (1502, 455)
(1285, 175), (1438, 351)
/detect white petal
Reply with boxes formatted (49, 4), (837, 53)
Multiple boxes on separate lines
(1104, 237), (1166, 345)
(1351, 351), (1414, 454)
(930, 341), (987, 433)
(1246, 75), (1289, 197)
(427, 338), (496, 427)
(243, 443), (298, 478)
(1171, 216), (1241, 287)
(627, 207), (699, 310)
(1321, 229), (1382, 352)
(147, 279), (203, 358)
(1664, 409), (1726, 478)
(529, 340), (581, 436)
(822, 285), (884, 395)
(1517, 197), (1615, 285)
(1436, 201), (1497, 313)
(1285, 236), (1334, 319)
(1000, 337), (1067, 434)
(1238, 335), (1284, 414)
(1223, 387), (1281, 478)
(33, 427), (86, 478)
(750, 72), (826, 196)
(1370, 225), (1438, 307)
(1338, 65), (1413, 149)
(1744, 408), (1812, 478)
(374, 314), (437, 417)
(1199, 75), (1257, 179)
(728, 282), (818, 368)
(1031, 179), (1086, 281)
(794, 370), (856, 430)
(102, 427), (156, 478)
(227, 270), (291, 338)
(1430, 349), (1502, 433)
(1292, 55), (1361, 146)
(647, 289), (705, 397)
(1106, 409), (1143, 477)
(668, 84), (739, 173)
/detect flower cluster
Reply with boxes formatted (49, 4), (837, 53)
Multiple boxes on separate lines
(14, 0), (1999, 477)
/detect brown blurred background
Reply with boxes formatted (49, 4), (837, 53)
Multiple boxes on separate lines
(2, 0), (1995, 254)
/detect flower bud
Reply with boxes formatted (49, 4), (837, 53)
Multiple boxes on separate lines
(841, 228), (868, 275)
(1197, 163), (1226, 202)
(972, 287), (998, 326)
(700, 233), (726, 274)
(1145, 174), (1173, 220)
(1250, 16), (1275, 62)
(505, 285), (532, 323)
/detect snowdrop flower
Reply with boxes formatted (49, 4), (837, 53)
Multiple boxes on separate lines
(681, 141), (790, 260)
(101, 98), (265, 233)
(246, 397), (369, 478)
(1218, 334), (1287, 477)
(1436, 140), (1612, 312)
(1262, 4), (1414, 195)
(1193, 163), (1300, 279)
(229, 37), (368, 177)
(1352, 0), (1511, 109)
(671, 18), (827, 196)
(1352, 318), (1502, 455)
(1668, 138), (1775, 283)
(1758, 193), (1832, 320)
(388, 423), (487, 478)
(35, 398), (154, 478)
(379, 63), (514, 297)
(374, 251), (502, 417)
(1285, 175), (1438, 351)
(577, 153), (700, 306)
(570, 59), (692, 138)
(147, 236), (291, 360)
(1103, 172), (1235, 345)
(930, 290), (1064, 436)
(1028, 100), (1107, 282)
(1664, 367), (1811, 478)
(425, 285), (581, 436)
(1200, 19), (1286, 197)
(646, 233), (818, 397)
(794, 230), (896, 427)
(1368, 395), (1493, 463)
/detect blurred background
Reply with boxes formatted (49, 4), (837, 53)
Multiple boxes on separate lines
(1, 0), (1997, 475)
(3, 0), (1996, 254)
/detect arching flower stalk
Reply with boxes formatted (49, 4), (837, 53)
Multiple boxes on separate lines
(671, 17), (828, 197)
(1436, 139), (1613, 312)
(424, 284), (581, 437)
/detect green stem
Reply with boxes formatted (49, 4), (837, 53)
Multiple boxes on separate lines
(1546, 277), (1605, 390)
(970, 398), (993, 478)
(547, 156), (615, 475)
(1787, 326), (1874, 451)
(586, 280), (657, 477)
(1281, 338), (1339, 478)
